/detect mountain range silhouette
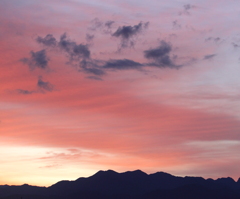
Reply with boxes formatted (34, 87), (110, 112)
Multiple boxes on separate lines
(1, 170), (240, 199)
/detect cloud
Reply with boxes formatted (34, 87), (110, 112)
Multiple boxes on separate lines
(86, 33), (94, 42)
(88, 18), (115, 34)
(79, 59), (105, 76)
(58, 33), (90, 62)
(179, 4), (195, 15)
(29, 33), (182, 78)
(82, 66), (105, 76)
(55, 33), (98, 76)
(184, 4), (194, 11)
(88, 18), (103, 31)
(172, 20), (181, 29)
(16, 89), (34, 95)
(87, 76), (103, 81)
(203, 54), (216, 60)
(144, 41), (171, 59)
(205, 37), (221, 42)
(40, 164), (61, 169)
(36, 34), (57, 47)
(103, 59), (142, 70)
(16, 77), (54, 94)
(105, 20), (114, 29)
(112, 22), (149, 49)
(232, 43), (240, 48)
(37, 76), (54, 92)
(144, 41), (178, 68)
(21, 49), (49, 70)
(33, 33), (103, 76)
(39, 149), (102, 163)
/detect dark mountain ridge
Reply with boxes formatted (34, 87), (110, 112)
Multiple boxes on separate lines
(1, 170), (240, 199)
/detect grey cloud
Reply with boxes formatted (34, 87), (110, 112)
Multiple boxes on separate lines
(16, 89), (34, 95)
(82, 67), (105, 76)
(88, 18), (115, 33)
(103, 20), (115, 34)
(34, 33), (100, 76)
(79, 59), (105, 76)
(144, 41), (171, 59)
(103, 59), (142, 70)
(105, 20), (114, 29)
(37, 76), (54, 92)
(72, 44), (90, 59)
(205, 37), (221, 42)
(179, 4), (195, 15)
(58, 33), (96, 75)
(30, 31), (183, 79)
(86, 33), (94, 42)
(232, 43), (240, 48)
(21, 49), (49, 70)
(16, 77), (54, 95)
(36, 34), (57, 47)
(59, 33), (90, 62)
(144, 41), (178, 68)
(89, 18), (103, 31)
(87, 76), (103, 81)
(173, 20), (181, 29)
(112, 22), (149, 39)
(184, 4), (193, 11)
(112, 22), (149, 49)
(203, 54), (216, 60)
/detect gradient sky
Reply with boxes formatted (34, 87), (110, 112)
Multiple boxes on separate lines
(1, 0), (240, 186)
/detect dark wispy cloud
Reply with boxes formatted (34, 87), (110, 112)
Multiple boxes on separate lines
(103, 20), (115, 34)
(58, 33), (90, 62)
(144, 41), (178, 68)
(26, 32), (182, 79)
(88, 18), (103, 31)
(112, 22), (149, 49)
(203, 54), (216, 60)
(88, 18), (115, 34)
(81, 65), (105, 76)
(85, 33), (94, 42)
(87, 76), (103, 81)
(172, 20), (181, 29)
(232, 43), (240, 48)
(16, 89), (35, 95)
(103, 59), (142, 70)
(205, 37), (221, 43)
(37, 76), (54, 92)
(34, 33), (103, 77)
(21, 49), (49, 70)
(36, 34), (57, 47)
(179, 4), (195, 15)
(78, 59), (105, 76)
(105, 20), (115, 29)
(184, 4), (193, 11)
(16, 77), (54, 94)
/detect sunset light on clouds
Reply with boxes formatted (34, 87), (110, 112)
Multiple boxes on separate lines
(1, 0), (240, 186)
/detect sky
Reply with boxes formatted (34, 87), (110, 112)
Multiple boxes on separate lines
(1, 0), (240, 186)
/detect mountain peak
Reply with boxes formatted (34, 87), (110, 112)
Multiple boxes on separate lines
(122, 169), (147, 175)
(90, 169), (118, 178)
(217, 177), (236, 183)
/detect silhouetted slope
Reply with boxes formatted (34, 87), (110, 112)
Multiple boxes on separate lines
(1, 170), (240, 199)
(0, 184), (47, 198)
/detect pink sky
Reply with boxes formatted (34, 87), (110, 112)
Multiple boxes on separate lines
(1, 0), (240, 186)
